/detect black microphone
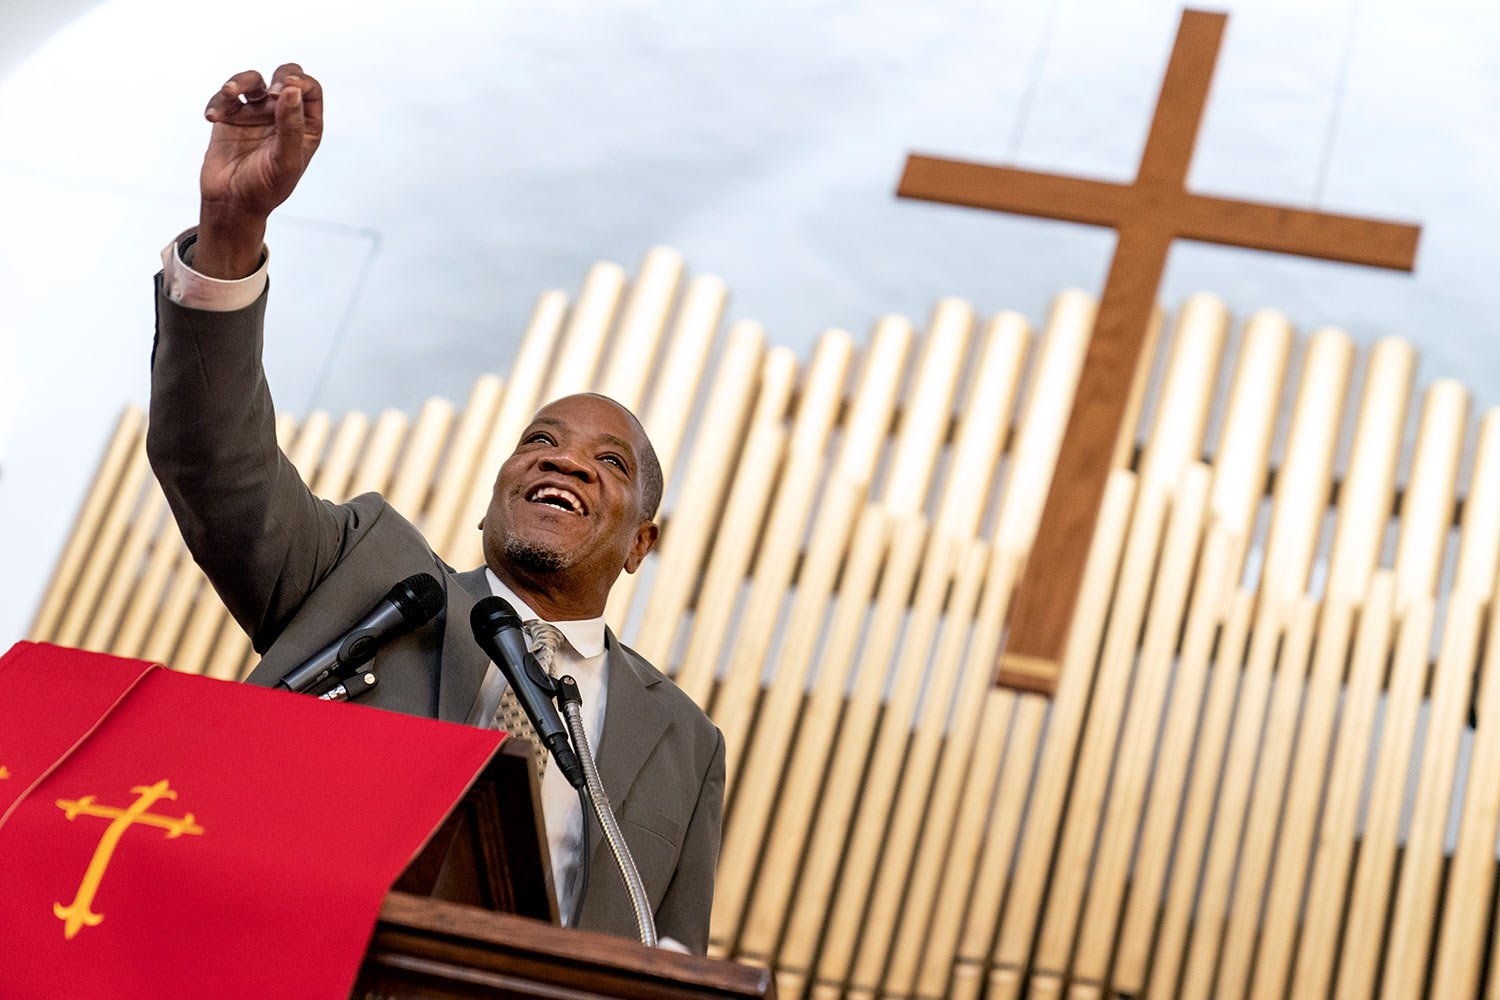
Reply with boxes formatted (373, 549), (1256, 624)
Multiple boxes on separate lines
(277, 573), (445, 693)
(470, 596), (585, 790)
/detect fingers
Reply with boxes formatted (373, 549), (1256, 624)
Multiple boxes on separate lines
(203, 65), (323, 133)
(269, 63), (305, 91)
(204, 69), (269, 123)
(269, 63), (324, 135)
(271, 82), (308, 176)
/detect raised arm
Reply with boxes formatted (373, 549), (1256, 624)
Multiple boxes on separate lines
(147, 64), (350, 653)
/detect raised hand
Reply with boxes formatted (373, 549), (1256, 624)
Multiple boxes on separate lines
(194, 64), (324, 279)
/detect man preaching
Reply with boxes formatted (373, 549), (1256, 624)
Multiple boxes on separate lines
(146, 62), (724, 953)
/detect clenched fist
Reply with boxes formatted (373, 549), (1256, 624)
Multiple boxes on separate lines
(194, 63), (324, 279)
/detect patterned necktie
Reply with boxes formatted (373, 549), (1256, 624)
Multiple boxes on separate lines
(494, 620), (567, 784)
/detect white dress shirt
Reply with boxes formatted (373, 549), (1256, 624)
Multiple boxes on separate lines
(468, 570), (608, 924)
(160, 229), (268, 310)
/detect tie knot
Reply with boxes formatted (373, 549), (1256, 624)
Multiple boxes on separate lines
(523, 619), (565, 675)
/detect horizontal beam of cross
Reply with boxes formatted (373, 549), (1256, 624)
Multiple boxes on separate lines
(900, 157), (1421, 271)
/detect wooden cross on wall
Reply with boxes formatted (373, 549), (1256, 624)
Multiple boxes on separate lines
(898, 9), (1421, 694)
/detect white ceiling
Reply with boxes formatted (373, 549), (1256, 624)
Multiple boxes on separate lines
(2, 0), (1495, 640)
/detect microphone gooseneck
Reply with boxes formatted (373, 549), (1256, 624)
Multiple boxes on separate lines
(556, 674), (657, 947)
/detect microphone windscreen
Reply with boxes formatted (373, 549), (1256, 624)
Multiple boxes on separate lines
(471, 595), (523, 635)
(391, 572), (445, 625)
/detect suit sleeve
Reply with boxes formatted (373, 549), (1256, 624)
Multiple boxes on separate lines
(652, 725), (726, 954)
(146, 274), (354, 653)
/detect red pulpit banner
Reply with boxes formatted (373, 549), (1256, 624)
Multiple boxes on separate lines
(0, 641), (157, 817)
(0, 641), (506, 1000)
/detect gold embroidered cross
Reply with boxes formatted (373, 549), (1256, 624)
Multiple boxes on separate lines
(0, 766), (10, 779)
(53, 779), (204, 939)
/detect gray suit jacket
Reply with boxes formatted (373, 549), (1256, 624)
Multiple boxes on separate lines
(147, 276), (724, 951)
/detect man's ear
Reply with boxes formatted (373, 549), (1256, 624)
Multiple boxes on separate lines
(623, 521), (660, 574)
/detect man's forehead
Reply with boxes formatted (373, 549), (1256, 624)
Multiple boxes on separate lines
(528, 397), (643, 452)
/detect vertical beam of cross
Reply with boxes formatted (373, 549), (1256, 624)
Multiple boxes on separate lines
(898, 9), (1420, 693)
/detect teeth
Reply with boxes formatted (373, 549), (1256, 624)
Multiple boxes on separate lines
(530, 486), (584, 514)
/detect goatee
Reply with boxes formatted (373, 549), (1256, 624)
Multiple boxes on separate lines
(504, 535), (576, 573)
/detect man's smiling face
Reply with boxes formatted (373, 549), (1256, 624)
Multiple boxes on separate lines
(481, 394), (660, 617)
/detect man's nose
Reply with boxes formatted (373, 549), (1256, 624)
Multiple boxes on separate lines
(541, 450), (593, 479)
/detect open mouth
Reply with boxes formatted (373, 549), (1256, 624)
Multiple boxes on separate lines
(527, 484), (586, 516)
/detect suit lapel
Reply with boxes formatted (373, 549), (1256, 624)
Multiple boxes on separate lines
(436, 567), (494, 724)
(585, 631), (670, 884)
(594, 631), (671, 806)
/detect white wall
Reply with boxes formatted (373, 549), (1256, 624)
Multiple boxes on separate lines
(2, 0), (1495, 642)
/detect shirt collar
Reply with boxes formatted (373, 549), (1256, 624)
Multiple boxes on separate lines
(484, 568), (606, 659)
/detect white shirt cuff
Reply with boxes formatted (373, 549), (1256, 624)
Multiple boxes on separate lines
(160, 227), (269, 312)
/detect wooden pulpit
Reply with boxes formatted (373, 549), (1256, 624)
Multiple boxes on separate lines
(369, 740), (775, 1000)
(362, 895), (775, 1000)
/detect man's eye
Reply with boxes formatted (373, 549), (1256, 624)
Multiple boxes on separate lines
(601, 455), (626, 470)
(526, 432), (554, 445)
